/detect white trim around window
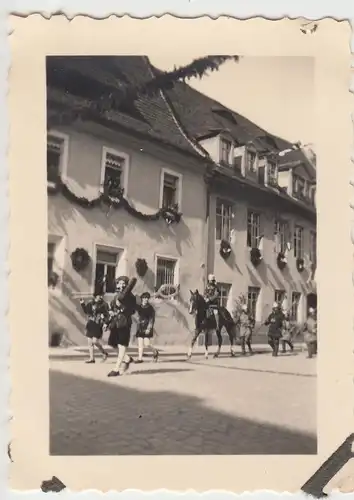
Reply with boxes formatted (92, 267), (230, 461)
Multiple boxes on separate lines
(47, 130), (70, 185)
(159, 168), (183, 210)
(99, 146), (130, 196)
(91, 242), (126, 297)
(154, 254), (180, 296)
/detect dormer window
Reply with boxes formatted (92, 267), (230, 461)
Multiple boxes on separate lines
(246, 150), (257, 173)
(293, 174), (306, 199)
(267, 161), (278, 187)
(220, 138), (232, 166)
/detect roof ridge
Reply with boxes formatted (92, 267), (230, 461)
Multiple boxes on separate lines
(144, 57), (211, 160)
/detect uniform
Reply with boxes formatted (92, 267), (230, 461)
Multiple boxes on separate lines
(80, 298), (109, 339)
(237, 310), (254, 354)
(303, 315), (317, 358)
(265, 307), (285, 356)
(136, 304), (156, 339)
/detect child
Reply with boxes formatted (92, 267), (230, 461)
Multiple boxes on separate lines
(281, 312), (294, 353)
(302, 307), (317, 358)
(80, 294), (109, 363)
(135, 292), (159, 363)
(236, 304), (254, 355)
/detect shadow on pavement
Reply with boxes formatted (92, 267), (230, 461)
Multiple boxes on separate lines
(130, 368), (192, 376)
(50, 370), (317, 456)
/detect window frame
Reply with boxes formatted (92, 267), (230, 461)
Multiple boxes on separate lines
(247, 210), (261, 248)
(274, 289), (286, 307)
(100, 146), (130, 197)
(154, 254), (180, 297)
(293, 225), (304, 259)
(215, 198), (234, 241)
(247, 286), (260, 320)
(92, 243), (124, 297)
(159, 168), (183, 211)
(290, 291), (301, 322)
(220, 138), (232, 166)
(47, 130), (69, 186)
(274, 219), (287, 254)
(217, 282), (232, 309)
(267, 160), (278, 187)
(246, 150), (258, 173)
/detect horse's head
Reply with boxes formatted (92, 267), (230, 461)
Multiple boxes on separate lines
(189, 289), (200, 314)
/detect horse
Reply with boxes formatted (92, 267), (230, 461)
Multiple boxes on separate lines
(186, 289), (237, 359)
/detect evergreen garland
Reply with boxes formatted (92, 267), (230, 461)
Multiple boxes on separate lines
(250, 247), (262, 267)
(48, 176), (182, 224)
(219, 239), (232, 260)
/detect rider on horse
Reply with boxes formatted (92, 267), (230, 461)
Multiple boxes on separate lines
(204, 274), (220, 327)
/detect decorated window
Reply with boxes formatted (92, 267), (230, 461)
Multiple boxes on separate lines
(162, 173), (179, 209)
(220, 138), (232, 165)
(246, 150), (257, 172)
(47, 133), (66, 183)
(274, 289), (286, 307)
(310, 231), (317, 264)
(216, 198), (233, 240)
(293, 174), (306, 198)
(102, 149), (127, 198)
(218, 282), (231, 308)
(293, 225), (304, 258)
(274, 219), (287, 253)
(247, 210), (261, 248)
(94, 248), (121, 295)
(155, 257), (177, 291)
(247, 286), (260, 320)
(290, 292), (301, 322)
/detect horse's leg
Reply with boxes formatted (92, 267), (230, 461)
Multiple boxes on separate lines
(203, 328), (209, 359)
(228, 324), (237, 357)
(187, 328), (201, 360)
(246, 333), (254, 355)
(213, 311), (222, 358)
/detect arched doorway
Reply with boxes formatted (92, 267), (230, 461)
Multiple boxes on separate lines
(307, 293), (317, 314)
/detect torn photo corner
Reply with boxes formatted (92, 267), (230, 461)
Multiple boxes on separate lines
(7, 14), (353, 494)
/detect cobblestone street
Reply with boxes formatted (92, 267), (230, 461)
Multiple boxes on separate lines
(50, 347), (317, 455)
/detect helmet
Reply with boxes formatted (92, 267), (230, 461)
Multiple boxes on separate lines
(309, 307), (315, 314)
(208, 274), (216, 282)
(272, 302), (278, 309)
(241, 304), (248, 312)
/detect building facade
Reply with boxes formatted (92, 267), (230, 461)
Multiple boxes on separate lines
(47, 56), (316, 347)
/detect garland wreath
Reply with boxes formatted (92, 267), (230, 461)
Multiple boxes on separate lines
(135, 258), (148, 277)
(277, 252), (287, 270)
(296, 257), (305, 273)
(154, 284), (180, 300)
(48, 175), (182, 225)
(219, 239), (232, 260)
(250, 247), (262, 267)
(70, 247), (91, 272)
(48, 271), (59, 289)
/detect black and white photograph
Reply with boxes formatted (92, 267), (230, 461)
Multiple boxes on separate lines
(46, 53), (318, 456)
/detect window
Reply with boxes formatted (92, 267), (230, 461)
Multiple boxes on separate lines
(267, 162), (278, 186)
(293, 225), (304, 258)
(101, 149), (127, 197)
(247, 210), (261, 248)
(290, 292), (301, 322)
(274, 289), (286, 307)
(162, 172), (180, 209)
(94, 249), (120, 295)
(274, 219), (287, 253)
(218, 282), (231, 308)
(247, 286), (260, 320)
(246, 151), (257, 172)
(47, 133), (65, 183)
(216, 198), (233, 240)
(47, 242), (56, 276)
(293, 174), (306, 198)
(310, 231), (317, 264)
(309, 185), (316, 205)
(220, 138), (232, 165)
(155, 257), (177, 291)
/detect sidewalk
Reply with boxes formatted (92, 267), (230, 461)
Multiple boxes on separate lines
(49, 342), (307, 361)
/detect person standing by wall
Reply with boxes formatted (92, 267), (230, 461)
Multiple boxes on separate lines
(302, 307), (317, 359)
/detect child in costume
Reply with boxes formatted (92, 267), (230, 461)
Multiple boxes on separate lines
(80, 294), (109, 363)
(135, 292), (159, 363)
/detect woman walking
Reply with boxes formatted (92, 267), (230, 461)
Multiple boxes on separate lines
(302, 307), (317, 358)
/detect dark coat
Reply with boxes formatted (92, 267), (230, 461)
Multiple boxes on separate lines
(265, 309), (285, 338)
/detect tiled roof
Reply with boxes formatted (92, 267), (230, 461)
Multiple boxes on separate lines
(47, 56), (205, 160)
